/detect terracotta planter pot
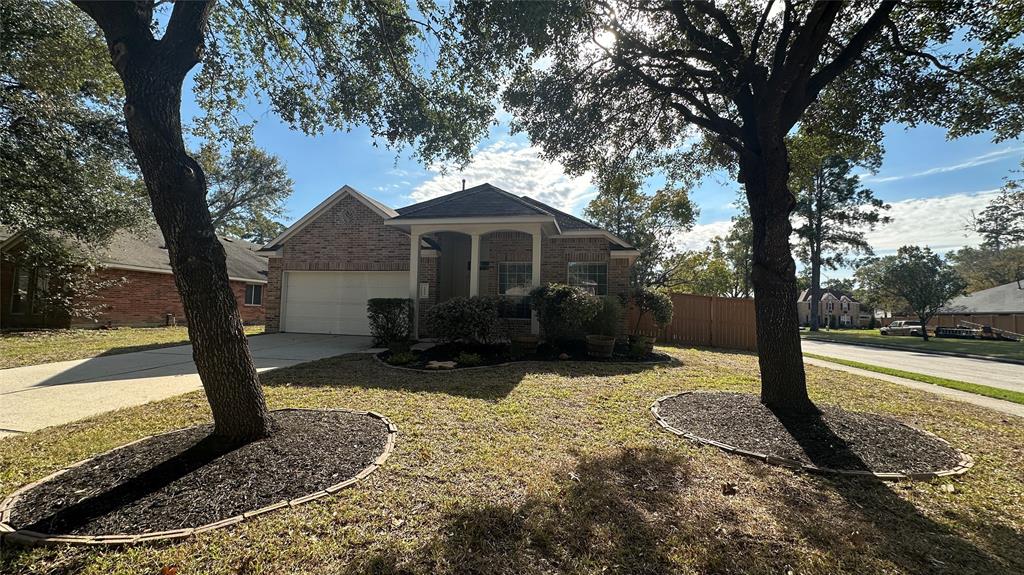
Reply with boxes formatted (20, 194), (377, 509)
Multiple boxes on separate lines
(629, 334), (656, 354)
(586, 335), (616, 358)
(510, 334), (539, 356)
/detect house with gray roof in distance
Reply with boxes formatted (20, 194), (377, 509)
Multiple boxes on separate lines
(1, 226), (267, 329)
(929, 280), (1024, 336)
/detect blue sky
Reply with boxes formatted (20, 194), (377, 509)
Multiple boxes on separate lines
(180, 75), (1021, 280)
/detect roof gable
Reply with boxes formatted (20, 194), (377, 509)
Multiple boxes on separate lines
(262, 185), (396, 250)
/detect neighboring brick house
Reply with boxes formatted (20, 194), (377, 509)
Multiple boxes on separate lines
(797, 288), (862, 327)
(258, 183), (639, 337)
(0, 227), (267, 329)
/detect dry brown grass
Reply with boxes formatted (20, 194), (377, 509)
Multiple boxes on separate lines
(1, 346), (1021, 574)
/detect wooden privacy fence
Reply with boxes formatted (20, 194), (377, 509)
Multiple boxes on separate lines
(628, 293), (757, 352)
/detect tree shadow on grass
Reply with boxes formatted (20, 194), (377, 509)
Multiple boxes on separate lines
(12, 434), (242, 536)
(766, 404), (1019, 574)
(260, 354), (662, 401)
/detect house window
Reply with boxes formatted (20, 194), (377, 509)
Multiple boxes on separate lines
(32, 270), (49, 314)
(498, 262), (532, 296)
(498, 263), (532, 319)
(245, 284), (263, 306)
(10, 267), (29, 314)
(568, 262), (607, 295)
(826, 301), (834, 312)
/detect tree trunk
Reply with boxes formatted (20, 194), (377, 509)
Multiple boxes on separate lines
(740, 133), (814, 414)
(918, 315), (930, 341)
(80, 2), (272, 442)
(809, 251), (821, 332)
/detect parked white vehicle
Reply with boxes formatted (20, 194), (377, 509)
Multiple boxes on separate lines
(880, 320), (925, 336)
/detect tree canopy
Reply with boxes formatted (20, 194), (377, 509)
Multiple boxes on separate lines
(0, 0), (146, 244)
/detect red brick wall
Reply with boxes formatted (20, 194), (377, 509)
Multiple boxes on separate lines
(264, 194), (438, 333)
(78, 269), (264, 327)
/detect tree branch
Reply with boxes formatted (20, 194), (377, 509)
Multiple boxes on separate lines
(161, 0), (213, 78)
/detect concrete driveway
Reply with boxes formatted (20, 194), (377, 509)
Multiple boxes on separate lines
(0, 333), (373, 438)
(801, 339), (1024, 394)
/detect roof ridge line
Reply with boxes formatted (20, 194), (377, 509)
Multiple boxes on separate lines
(397, 184), (487, 217)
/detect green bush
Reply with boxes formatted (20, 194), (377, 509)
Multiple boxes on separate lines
(529, 283), (601, 343)
(426, 296), (500, 344)
(631, 288), (673, 333)
(587, 296), (623, 337)
(367, 298), (414, 346)
(387, 351), (416, 366)
(455, 351), (483, 367)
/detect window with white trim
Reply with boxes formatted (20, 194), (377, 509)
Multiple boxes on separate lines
(568, 262), (607, 295)
(245, 283), (263, 306)
(498, 262), (532, 319)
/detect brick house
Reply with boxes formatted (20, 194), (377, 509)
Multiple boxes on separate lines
(0, 227), (267, 329)
(258, 183), (639, 337)
(797, 288), (863, 328)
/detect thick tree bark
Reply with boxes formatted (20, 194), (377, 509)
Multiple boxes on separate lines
(740, 130), (814, 414)
(76, 1), (271, 441)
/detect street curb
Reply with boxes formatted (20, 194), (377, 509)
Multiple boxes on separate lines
(802, 336), (1024, 366)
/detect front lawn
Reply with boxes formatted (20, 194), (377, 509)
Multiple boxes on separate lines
(803, 328), (1024, 362)
(0, 325), (266, 369)
(1, 347), (1021, 574)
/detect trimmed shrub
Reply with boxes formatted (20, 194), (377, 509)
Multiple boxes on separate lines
(387, 351), (416, 366)
(367, 298), (413, 346)
(631, 288), (673, 334)
(587, 296), (623, 337)
(529, 283), (601, 343)
(426, 296), (500, 344)
(455, 351), (483, 367)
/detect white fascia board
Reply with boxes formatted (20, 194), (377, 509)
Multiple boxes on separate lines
(609, 250), (641, 258)
(262, 185), (396, 250)
(554, 229), (634, 249)
(102, 263), (268, 284)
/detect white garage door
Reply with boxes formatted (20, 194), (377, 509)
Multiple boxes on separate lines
(283, 271), (408, 335)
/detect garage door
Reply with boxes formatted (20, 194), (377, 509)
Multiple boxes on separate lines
(283, 271), (408, 335)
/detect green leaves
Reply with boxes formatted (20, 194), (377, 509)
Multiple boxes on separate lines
(856, 246), (967, 322)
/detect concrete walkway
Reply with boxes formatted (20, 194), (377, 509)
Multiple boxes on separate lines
(803, 357), (1024, 419)
(0, 333), (373, 438)
(801, 339), (1024, 394)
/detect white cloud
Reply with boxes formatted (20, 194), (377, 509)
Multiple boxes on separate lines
(865, 189), (997, 252)
(862, 146), (1023, 183)
(409, 140), (595, 213)
(671, 189), (998, 256)
(672, 220), (734, 252)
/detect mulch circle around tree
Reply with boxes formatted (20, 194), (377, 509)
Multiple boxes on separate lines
(0, 408), (397, 545)
(652, 392), (973, 480)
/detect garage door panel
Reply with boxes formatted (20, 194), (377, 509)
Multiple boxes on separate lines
(283, 271), (407, 335)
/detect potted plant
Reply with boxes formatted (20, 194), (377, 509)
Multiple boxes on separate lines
(586, 296), (622, 358)
(630, 288), (673, 354)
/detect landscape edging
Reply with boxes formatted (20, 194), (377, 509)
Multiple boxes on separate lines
(0, 408), (398, 546)
(651, 391), (974, 481)
(372, 350), (676, 372)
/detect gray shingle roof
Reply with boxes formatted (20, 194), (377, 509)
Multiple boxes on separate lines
(100, 226), (268, 282)
(940, 281), (1024, 314)
(516, 195), (601, 230)
(394, 183), (553, 219)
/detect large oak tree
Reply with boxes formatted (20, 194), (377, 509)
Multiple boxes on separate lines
(442, 0), (1024, 413)
(71, 0), (492, 440)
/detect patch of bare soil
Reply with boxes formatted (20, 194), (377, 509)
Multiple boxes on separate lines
(657, 392), (963, 475)
(8, 410), (388, 535)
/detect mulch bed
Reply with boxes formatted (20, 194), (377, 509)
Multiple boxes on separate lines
(5, 410), (389, 536)
(656, 392), (965, 476)
(382, 341), (671, 370)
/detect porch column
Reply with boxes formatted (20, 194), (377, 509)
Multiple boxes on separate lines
(409, 230), (420, 339)
(531, 229), (542, 334)
(469, 233), (481, 297)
